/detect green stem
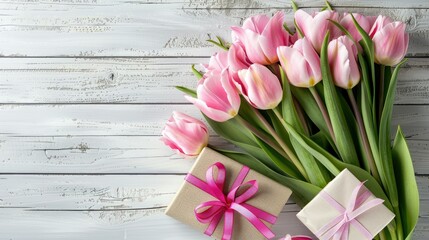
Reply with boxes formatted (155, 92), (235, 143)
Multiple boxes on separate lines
(309, 86), (336, 143)
(378, 65), (385, 125)
(389, 222), (399, 240)
(393, 205), (404, 239)
(378, 229), (388, 240)
(292, 97), (310, 136)
(235, 115), (290, 161)
(249, 109), (310, 182)
(347, 89), (381, 183)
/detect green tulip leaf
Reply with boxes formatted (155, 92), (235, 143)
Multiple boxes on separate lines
(378, 59), (407, 238)
(204, 116), (279, 172)
(282, 119), (393, 211)
(215, 148), (321, 207)
(191, 64), (203, 79)
(290, 86), (337, 153)
(280, 67), (329, 187)
(320, 31), (359, 166)
(392, 126), (419, 240)
(175, 86), (197, 98)
(253, 136), (303, 180)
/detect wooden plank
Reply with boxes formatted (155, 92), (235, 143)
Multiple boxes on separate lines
(0, 175), (426, 212)
(1, 135), (429, 175)
(0, 208), (315, 239)
(0, 57), (427, 104)
(0, 2), (428, 56)
(0, 209), (426, 239)
(0, 135), (196, 174)
(0, 175), (427, 239)
(0, 104), (424, 137)
(186, 0), (429, 8)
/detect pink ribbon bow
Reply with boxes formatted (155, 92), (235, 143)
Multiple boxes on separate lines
(185, 162), (277, 240)
(315, 181), (385, 240)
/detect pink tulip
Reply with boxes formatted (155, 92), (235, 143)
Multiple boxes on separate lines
(295, 10), (341, 52)
(231, 12), (291, 64)
(277, 37), (322, 88)
(186, 69), (240, 122)
(227, 43), (252, 83)
(161, 112), (209, 157)
(370, 15), (409, 66)
(340, 13), (371, 41)
(279, 234), (312, 240)
(236, 64), (282, 110)
(203, 50), (229, 78)
(328, 36), (360, 89)
(228, 43), (251, 73)
(369, 15), (393, 38)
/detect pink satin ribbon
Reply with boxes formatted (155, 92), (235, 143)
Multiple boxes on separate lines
(315, 181), (385, 240)
(185, 162), (277, 240)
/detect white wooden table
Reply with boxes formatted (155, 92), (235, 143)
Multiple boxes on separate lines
(0, 0), (427, 239)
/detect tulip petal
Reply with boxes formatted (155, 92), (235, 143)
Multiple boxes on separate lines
(259, 12), (289, 63)
(295, 10), (311, 36)
(243, 14), (270, 34)
(186, 95), (233, 122)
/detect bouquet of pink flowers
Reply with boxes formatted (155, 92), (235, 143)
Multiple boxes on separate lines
(162, 2), (419, 239)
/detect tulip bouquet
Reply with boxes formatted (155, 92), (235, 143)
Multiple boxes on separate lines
(163, 2), (419, 239)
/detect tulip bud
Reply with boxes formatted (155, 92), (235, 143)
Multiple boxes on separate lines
(186, 69), (240, 122)
(340, 13), (371, 41)
(370, 16), (409, 66)
(161, 111), (209, 157)
(295, 10), (341, 52)
(231, 12), (291, 64)
(328, 36), (360, 89)
(236, 64), (282, 110)
(277, 37), (322, 88)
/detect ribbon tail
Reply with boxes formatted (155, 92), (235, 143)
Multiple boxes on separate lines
(204, 211), (224, 237)
(222, 209), (234, 240)
(241, 203), (277, 224)
(316, 215), (345, 240)
(350, 219), (373, 239)
(340, 224), (349, 240)
(231, 203), (275, 239)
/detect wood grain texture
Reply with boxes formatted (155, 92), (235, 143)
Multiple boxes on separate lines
(0, 2), (428, 56)
(0, 57), (428, 104)
(0, 104), (423, 137)
(0, 208), (315, 239)
(0, 174), (427, 239)
(1, 135), (429, 175)
(1, 0), (429, 238)
(0, 104), (427, 175)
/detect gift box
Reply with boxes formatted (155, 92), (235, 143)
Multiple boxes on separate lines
(297, 169), (395, 240)
(165, 147), (292, 240)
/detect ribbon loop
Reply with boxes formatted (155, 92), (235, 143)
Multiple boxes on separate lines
(315, 181), (384, 240)
(185, 162), (277, 240)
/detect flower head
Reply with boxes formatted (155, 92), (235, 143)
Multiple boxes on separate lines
(237, 64), (282, 109)
(278, 37), (322, 88)
(186, 69), (241, 122)
(370, 15), (409, 66)
(161, 112), (209, 157)
(231, 12), (292, 64)
(328, 36), (360, 89)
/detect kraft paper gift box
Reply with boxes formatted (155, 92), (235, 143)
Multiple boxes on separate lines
(165, 147), (292, 240)
(297, 169), (395, 240)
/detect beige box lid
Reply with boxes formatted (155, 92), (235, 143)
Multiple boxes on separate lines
(165, 148), (292, 240)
